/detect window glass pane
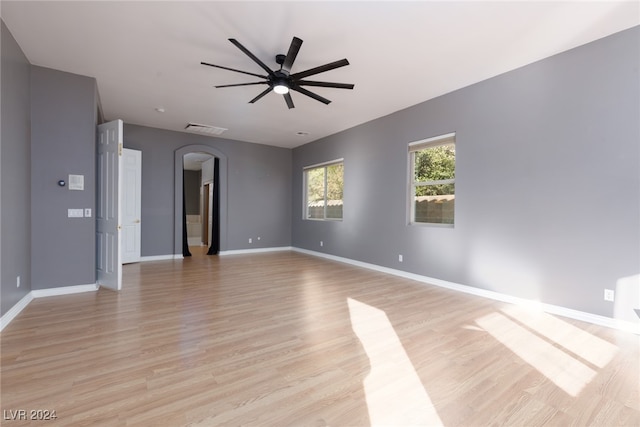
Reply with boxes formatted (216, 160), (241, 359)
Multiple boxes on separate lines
(326, 163), (343, 219)
(304, 162), (344, 220)
(306, 167), (325, 219)
(415, 182), (454, 196)
(414, 184), (455, 224)
(307, 202), (325, 219)
(410, 137), (455, 225)
(413, 144), (455, 183)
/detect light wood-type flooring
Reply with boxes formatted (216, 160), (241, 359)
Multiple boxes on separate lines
(1, 249), (639, 426)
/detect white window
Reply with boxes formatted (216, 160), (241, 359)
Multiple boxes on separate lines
(409, 133), (455, 225)
(304, 160), (343, 220)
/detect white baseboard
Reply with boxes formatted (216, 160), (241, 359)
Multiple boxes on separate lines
(1, 284), (98, 332)
(219, 246), (293, 256)
(3, 248), (635, 335)
(140, 254), (183, 262)
(292, 247), (639, 335)
(0, 292), (34, 332)
(31, 284), (99, 298)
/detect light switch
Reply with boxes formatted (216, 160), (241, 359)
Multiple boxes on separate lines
(68, 209), (84, 218)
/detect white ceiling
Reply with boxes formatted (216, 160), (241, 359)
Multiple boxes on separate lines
(2, 1), (638, 149)
(184, 152), (214, 171)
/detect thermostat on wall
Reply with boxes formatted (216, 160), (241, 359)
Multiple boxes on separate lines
(68, 174), (84, 191)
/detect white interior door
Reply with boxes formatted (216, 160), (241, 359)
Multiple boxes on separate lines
(121, 148), (142, 264)
(96, 119), (123, 291)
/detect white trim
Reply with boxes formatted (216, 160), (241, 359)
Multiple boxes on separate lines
(1, 284), (99, 332)
(415, 178), (455, 186)
(408, 132), (456, 151)
(31, 284), (99, 298)
(139, 254), (183, 262)
(302, 158), (344, 171)
(219, 246), (293, 256)
(0, 292), (34, 332)
(409, 222), (455, 229)
(292, 247), (639, 335)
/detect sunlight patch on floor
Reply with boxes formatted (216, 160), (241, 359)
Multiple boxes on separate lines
(475, 309), (618, 397)
(348, 298), (443, 426)
(499, 305), (618, 368)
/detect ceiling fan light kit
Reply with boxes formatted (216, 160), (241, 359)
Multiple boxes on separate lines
(201, 36), (354, 109)
(273, 81), (290, 95)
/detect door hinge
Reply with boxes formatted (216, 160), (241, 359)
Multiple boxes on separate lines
(118, 143), (123, 156)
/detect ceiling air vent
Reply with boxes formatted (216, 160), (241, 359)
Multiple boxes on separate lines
(185, 123), (227, 136)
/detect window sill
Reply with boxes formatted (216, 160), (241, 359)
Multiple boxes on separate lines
(409, 222), (454, 228)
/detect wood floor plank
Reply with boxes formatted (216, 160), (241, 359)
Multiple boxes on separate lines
(1, 250), (638, 426)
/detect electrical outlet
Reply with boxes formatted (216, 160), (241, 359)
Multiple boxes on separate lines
(248, 238), (252, 244)
(604, 289), (615, 302)
(17, 276), (20, 288)
(398, 254), (403, 262)
(320, 241), (323, 247)
(84, 208), (92, 217)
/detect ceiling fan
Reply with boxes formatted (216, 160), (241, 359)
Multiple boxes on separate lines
(201, 37), (354, 109)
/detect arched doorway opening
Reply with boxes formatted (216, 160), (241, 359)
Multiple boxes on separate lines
(183, 152), (214, 251)
(174, 145), (228, 257)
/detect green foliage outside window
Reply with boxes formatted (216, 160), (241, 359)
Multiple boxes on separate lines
(326, 163), (344, 201)
(306, 163), (344, 202)
(306, 167), (325, 203)
(305, 162), (343, 220)
(413, 144), (455, 196)
(412, 141), (455, 224)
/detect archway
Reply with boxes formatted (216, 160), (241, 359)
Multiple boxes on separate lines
(183, 152), (214, 249)
(174, 145), (228, 256)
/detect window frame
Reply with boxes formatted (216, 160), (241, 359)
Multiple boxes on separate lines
(408, 133), (456, 226)
(303, 158), (344, 221)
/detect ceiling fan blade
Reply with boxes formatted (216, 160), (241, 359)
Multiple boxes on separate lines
(215, 82), (268, 88)
(291, 86), (331, 105)
(249, 87), (273, 104)
(201, 62), (267, 79)
(291, 59), (350, 80)
(297, 80), (354, 89)
(228, 38), (275, 76)
(282, 37), (303, 73)
(284, 92), (295, 109)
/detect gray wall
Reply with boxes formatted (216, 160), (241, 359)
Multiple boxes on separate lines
(184, 170), (200, 215)
(30, 66), (97, 290)
(124, 124), (292, 256)
(1, 21), (32, 316)
(292, 27), (640, 318)
(2, 18), (636, 323)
